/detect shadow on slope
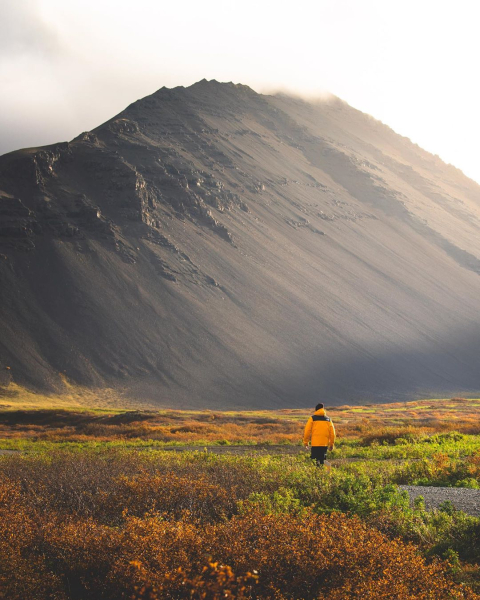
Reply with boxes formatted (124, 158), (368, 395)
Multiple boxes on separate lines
(273, 325), (480, 407)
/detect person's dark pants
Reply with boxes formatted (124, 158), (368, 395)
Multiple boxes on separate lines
(310, 446), (328, 466)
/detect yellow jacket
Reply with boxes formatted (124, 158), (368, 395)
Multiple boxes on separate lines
(303, 408), (336, 447)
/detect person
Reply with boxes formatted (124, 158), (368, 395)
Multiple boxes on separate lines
(303, 403), (335, 466)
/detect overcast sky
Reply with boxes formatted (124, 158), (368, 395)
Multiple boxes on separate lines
(1, 0), (479, 184)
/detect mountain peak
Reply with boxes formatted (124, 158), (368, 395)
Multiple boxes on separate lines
(1, 83), (480, 407)
(189, 78), (256, 93)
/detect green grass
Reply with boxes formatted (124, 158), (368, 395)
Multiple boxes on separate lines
(3, 428), (479, 460)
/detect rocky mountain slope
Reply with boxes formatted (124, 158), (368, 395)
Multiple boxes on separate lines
(1, 79), (480, 408)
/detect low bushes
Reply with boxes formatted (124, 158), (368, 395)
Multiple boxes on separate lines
(0, 450), (479, 598)
(0, 491), (474, 599)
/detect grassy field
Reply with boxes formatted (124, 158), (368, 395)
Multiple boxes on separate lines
(1, 384), (479, 598)
(0, 381), (145, 411)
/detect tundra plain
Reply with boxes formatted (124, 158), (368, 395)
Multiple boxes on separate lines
(1, 391), (479, 598)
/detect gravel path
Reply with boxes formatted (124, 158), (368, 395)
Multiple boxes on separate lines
(400, 486), (480, 517)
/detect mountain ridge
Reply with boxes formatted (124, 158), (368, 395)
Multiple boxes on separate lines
(1, 79), (480, 408)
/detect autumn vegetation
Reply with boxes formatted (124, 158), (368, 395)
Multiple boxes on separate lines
(0, 390), (479, 446)
(0, 389), (479, 598)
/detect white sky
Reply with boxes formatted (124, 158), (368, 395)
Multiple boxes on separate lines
(1, 0), (479, 184)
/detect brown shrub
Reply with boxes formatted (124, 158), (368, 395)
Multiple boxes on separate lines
(0, 481), (65, 599)
(361, 425), (427, 446)
(114, 471), (238, 522)
(0, 451), (478, 599)
(1, 503), (475, 599)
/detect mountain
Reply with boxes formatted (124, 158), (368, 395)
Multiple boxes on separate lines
(1, 79), (480, 408)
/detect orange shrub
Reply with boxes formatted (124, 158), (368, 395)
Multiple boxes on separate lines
(2, 507), (476, 599)
(1, 450), (479, 599)
(467, 450), (480, 478)
(113, 472), (238, 522)
(0, 481), (64, 599)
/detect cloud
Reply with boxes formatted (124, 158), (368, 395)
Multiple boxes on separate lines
(0, 0), (479, 184)
(0, 0), (61, 59)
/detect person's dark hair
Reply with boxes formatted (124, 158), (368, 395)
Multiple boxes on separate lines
(315, 403), (324, 411)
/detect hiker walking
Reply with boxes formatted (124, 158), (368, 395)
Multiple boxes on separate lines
(303, 403), (336, 466)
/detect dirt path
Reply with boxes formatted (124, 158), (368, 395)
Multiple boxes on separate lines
(156, 444), (308, 455)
